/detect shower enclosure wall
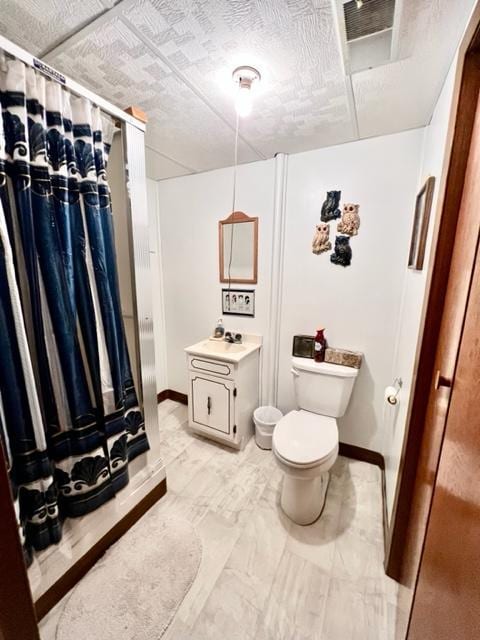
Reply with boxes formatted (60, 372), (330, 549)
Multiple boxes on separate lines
(0, 34), (164, 611)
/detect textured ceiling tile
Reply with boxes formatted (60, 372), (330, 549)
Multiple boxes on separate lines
(352, 56), (439, 139)
(397, 0), (476, 60)
(48, 15), (260, 170)
(122, 0), (354, 159)
(0, 0), (476, 177)
(353, 0), (476, 139)
(0, 0), (112, 55)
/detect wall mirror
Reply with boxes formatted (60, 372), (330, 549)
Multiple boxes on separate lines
(219, 211), (258, 284)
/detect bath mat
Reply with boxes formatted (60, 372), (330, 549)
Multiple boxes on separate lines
(56, 512), (202, 640)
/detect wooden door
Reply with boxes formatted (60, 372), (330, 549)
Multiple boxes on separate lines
(403, 88), (480, 585)
(407, 221), (480, 639)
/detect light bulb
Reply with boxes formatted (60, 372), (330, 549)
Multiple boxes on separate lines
(356, 0), (363, 7)
(232, 66), (261, 117)
(235, 83), (252, 118)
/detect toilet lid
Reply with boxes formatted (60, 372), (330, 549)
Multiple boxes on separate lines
(273, 410), (338, 466)
(291, 357), (358, 378)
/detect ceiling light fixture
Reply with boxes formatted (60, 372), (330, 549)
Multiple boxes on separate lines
(356, 0), (363, 7)
(232, 66), (261, 118)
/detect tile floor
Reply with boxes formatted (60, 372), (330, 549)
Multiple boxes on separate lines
(40, 400), (410, 639)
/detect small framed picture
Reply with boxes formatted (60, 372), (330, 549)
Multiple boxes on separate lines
(222, 288), (255, 317)
(408, 176), (436, 271)
(292, 335), (315, 359)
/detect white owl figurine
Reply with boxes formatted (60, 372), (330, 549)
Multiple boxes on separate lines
(312, 223), (331, 254)
(337, 203), (360, 236)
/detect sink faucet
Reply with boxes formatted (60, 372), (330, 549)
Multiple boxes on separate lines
(225, 331), (242, 344)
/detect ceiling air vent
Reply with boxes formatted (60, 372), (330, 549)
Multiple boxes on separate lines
(344, 0), (395, 42)
(336, 0), (399, 75)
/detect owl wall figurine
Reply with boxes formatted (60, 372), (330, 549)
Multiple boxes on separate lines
(320, 190), (342, 222)
(312, 223), (331, 254)
(330, 235), (352, 267)
(337, 203), (360, 236)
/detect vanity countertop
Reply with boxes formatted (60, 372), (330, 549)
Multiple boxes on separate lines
(185, 335), (262, 364)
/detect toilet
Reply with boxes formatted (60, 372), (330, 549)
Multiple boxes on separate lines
(272, 357), (359, 525)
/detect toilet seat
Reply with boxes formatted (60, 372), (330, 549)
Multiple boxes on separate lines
(273, 410), (338, 467)
(274, 445), (338, 471)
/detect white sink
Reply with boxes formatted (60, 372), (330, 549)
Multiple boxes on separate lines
(185, 335), (261, 363)
(201, 341), (246, 354)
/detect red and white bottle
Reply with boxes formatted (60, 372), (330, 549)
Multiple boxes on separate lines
(314, 328), (327, 363)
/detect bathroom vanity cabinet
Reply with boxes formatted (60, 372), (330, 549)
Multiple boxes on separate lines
(185, 337), (261, 450)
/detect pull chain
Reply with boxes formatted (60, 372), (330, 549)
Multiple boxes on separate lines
(227, 111), (240, 289)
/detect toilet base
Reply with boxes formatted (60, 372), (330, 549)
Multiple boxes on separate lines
(280, 471), (330, 525)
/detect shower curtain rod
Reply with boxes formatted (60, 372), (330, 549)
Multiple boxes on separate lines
(0, 34), (146, 133)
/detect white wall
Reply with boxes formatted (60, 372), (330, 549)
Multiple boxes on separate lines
(158, 159), (276, 395)
(383, 58), (459, 521)
(277, 130), (424, 453)
(156, 130), (427, 455)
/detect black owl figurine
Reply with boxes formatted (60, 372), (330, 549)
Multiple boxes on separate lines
(321, 190), (342, 222)
(330, 235), (352, 267)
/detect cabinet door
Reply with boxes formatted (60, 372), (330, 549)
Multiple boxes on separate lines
(191, 375), (234, 435)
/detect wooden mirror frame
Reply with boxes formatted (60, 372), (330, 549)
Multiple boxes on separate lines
(219, 211), (258, 284)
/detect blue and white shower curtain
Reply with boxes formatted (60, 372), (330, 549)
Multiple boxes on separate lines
(0, 53), (149, 563)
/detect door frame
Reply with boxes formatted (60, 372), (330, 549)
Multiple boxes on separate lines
(385, 15), (480, 582)
(406, 187), (480, 638)
(0, 443), (40, 639)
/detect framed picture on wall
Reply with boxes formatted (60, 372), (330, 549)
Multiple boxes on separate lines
(408, 176), (436, 271)
(222, 289), (255, 317)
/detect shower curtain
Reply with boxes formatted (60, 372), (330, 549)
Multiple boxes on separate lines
(0, 53), (149, 564)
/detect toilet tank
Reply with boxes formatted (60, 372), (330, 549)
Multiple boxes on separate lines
(291, 357), (359, 417)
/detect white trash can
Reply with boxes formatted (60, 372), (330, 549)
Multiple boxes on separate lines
(253, 406), (283, 450)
